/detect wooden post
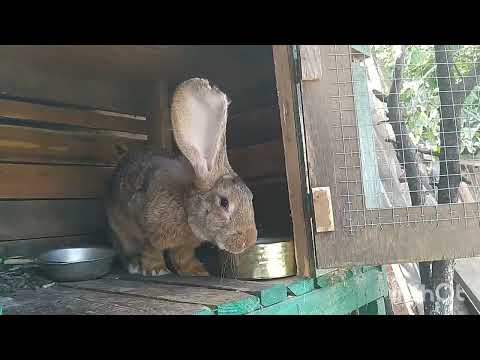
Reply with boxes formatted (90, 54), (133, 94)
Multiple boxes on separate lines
(272, 45), (316, 278)
(147, 81), (173, 152)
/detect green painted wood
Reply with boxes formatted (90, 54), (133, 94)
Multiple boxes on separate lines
(216, 297), (261, 315)
(361, 265), (382, 273)
(257, 284), (287, 306)
(352, 62), (384, 209)
(249, 269), (388, 315)
(359, 297), (387, 315)
(352, 45), (371, 57)
(260, 276), (316, 296)
(285, 277), (315, 296)
(315, 267), (355, 288)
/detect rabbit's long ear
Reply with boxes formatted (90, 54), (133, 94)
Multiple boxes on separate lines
(171, 78), (233, 191)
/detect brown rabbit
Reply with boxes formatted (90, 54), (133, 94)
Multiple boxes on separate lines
(106, 78), (257, 276)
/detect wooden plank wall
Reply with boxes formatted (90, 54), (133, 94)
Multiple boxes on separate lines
(0, 46), (293, 261)
(0, 96), (291, 256)
(0, 98), (148, 257)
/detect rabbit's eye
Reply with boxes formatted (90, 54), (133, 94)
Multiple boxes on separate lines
(219, 197), (229, 210)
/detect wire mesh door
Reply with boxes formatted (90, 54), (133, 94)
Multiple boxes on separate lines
(298, 45), (480, 268)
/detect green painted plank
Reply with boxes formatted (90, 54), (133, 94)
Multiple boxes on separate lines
(257, 284), (287, 306)
(315, 268), (354, 288)
(249, 270), (388, 315)
(361, 265), (382, 273)
(217, 297), (261, 315)
(261, 277), (316, 297)
(359, 297), (387, 315)
(352, 62), (384, 209)
(285, 277), (315, 296)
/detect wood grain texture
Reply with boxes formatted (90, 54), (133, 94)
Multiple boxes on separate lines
(0, 164), (113, 199)
(272, 45), (316, 277)
(300, 46), (323, 81)
(0, 199), (105, 241)
(227, 104), (282, 148)
(60, 277), (259, 315)
(0, 286), (212, 315)
(311, 187), (335, 232)
(0, 98), (147, 133)
(146, 81), (173, 152)
(299, 45), (480, 267)
(0, 125), (145, 166)
(228, 141), (286, 180)
(0, 47), (147, 115)
(299, 45), (340, 268)
(121, 273), (287, 307)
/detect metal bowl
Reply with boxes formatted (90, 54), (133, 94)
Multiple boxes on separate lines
(220, 237), (297, 280)
(36, 247), (116, 282)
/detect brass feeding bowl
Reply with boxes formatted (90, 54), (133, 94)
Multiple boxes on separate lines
(220, 237), (296, 280)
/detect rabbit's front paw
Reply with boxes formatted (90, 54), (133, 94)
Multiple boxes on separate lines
(143, 268), (171, 276)
(127, 262), (142, 274)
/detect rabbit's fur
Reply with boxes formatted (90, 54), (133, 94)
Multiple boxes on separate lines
(106, 78), (257, 276)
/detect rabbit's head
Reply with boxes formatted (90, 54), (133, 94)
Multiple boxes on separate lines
(171, 78), (257, 254)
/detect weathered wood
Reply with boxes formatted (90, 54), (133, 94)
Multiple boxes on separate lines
(300, 46), (323, 81)
(315, 268), (353, 288)
(249, 268), (388, 315)
(0, 234), (104, 258)
(0, 164), (113, 199)
(0, 98), (147, 133)
(0, 45), (278, 117)
(121, 273), (287, 307)
(0, 47), (147, 115)
(300, 45), (344, 268)
(60, 277), (260, 315)
(0, 125), (145, 166)
(311, 187), (335, 232)
(0, 200), (105, 241)
(227, 104), (282, 148)
(454, 258), (480, 313)
(359, 297), (387, 315)
(146, 81), (173, 152)
(300, 45), (480, 268)
(0, 286), (212, 315)
(272, 45), (316, 277)
(228, 141), (285, 180)
(262, 276), (316, 296)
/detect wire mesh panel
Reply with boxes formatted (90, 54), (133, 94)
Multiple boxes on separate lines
(298, 45), (480, 268)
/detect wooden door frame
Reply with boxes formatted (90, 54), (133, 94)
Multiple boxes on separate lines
(298, 45), (480, 268)
(272, 45), (317, 277)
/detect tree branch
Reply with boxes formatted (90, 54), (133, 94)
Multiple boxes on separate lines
(454, 60), (480, 112)
(373, 89), (389, 103)
(386, 46), (426, 206)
